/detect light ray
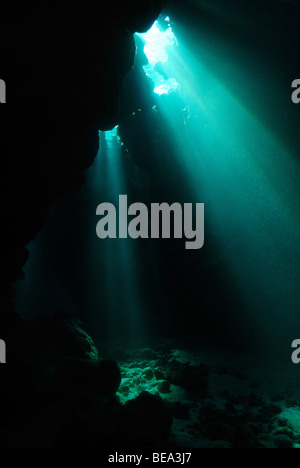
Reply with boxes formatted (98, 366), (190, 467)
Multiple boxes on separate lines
(139, 15), (300, 353)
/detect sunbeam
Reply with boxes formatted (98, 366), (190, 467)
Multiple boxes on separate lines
(137, 16), (300, 355)
(98, 130), (146, 344)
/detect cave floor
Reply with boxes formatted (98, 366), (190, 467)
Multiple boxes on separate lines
(111, 342), (300, 448)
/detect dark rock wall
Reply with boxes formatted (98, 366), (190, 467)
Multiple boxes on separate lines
(0, 1), (166, 322)
(0, 2), (166, 425)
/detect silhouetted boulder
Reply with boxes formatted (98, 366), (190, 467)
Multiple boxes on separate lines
(35, 310), (99, 360)
(122, 391), (173, 446)
(55, 357), (121, 398)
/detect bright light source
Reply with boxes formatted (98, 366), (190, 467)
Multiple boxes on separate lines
(141, 22), (176, 66)
(105, 126), (119, 145)
(137, 20), (180, 96)
(154, 78), (180, 95)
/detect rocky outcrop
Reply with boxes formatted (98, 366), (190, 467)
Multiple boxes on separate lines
(0, 1), (166, 299)
(0, 1), (166, 448)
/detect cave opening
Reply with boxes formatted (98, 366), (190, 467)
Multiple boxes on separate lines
(137, 17), (180, 96)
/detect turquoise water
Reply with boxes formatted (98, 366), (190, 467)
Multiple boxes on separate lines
(14, 15), (300, 358)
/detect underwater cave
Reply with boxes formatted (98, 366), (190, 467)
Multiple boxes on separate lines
(1, 0), (300, 450)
